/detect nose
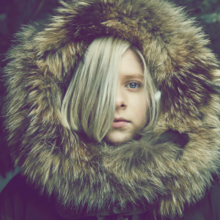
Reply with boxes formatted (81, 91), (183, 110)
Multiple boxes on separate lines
(115, 86), (127, 110)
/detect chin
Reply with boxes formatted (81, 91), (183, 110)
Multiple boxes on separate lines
(105, 132), (133, 144)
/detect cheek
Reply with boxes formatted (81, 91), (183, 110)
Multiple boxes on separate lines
(139, 109), (147, 125)
(132, 97), (148, 126)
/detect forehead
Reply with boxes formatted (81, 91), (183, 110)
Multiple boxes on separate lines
(119, 49), (144, 79)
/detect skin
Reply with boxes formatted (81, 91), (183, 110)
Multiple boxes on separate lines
(105, 49), (148, 144)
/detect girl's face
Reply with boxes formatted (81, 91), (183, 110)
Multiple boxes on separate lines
(105, 49), (148, 144)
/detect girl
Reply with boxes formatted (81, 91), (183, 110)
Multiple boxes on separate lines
(1, 0), (220, 220)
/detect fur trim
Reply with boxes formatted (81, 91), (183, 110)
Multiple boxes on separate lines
(3, 0), (220, 218)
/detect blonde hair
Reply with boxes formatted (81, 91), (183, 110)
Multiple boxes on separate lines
(61, 37), (159, 142)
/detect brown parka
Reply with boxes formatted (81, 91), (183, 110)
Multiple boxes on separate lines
(1, 0), (220, 219)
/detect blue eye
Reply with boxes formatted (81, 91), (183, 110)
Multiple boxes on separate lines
(127, 82), (140, 89)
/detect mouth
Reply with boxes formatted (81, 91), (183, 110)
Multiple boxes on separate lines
(112, 117), (130, 128)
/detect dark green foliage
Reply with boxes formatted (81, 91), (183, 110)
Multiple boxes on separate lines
(171, 0), (220, 59)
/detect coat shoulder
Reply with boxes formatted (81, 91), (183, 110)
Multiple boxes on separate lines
(182, 182), (220, 220)
(0, 173), (59, 220)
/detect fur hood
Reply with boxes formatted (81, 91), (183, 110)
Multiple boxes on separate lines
(3, 0), (220, 219)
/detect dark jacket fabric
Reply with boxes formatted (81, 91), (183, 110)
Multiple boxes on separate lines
(1, 0), (220, 219)
(1, 172), (220, 220)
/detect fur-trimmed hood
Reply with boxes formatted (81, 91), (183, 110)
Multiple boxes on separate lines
(3, 0), (220, 219)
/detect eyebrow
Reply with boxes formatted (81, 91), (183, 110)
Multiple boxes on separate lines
(121, 74), (144, 80)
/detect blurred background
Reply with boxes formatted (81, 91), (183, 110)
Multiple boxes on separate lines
(0, 0), (220, 192)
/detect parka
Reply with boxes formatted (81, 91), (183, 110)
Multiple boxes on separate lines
(1, 0), (220, 219)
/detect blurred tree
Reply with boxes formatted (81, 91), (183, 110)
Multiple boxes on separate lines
(171, 0), (220, 59)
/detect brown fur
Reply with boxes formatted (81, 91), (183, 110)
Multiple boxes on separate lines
(3, 0), (220, 219)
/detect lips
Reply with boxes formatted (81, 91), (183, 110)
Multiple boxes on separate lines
(112, 117), (130, 128)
